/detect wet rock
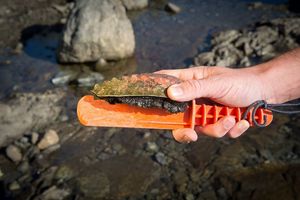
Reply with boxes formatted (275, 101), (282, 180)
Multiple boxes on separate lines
(121, 0), (149, 10)
(77, 171), (110, 198)
(55, 165), (75, 182)
(38, 186), (71, 200)
(165, 2), (181, 14)
(51, 70), (79, 86)
(154, 152), (167, 165)
(58, 0), (135, 63)
(212, 30), (241, 45)
(9, 181), (21, 191)
(13, 42), (23, 54)
(0, 89), (64, 148)
(6, 145), (22, 163)
(145, 142), (159, 152)
(239, 56), (251, 67)
(77, 71), (104, 87)
(38, 129), (60, 150)
(14, 138), (31, 150)
(18, 161), (30, 173)
(194, 17), (300, 67)
(185, 193), (195, 200)
(194, 52), (214, 66)
(31, 132), (39, 144)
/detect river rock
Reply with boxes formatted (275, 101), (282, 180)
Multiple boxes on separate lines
(0, 89), (64, 148)
(77, 71), (104, 87)
(121, 0), (148, 10)
(58, 0), (135, 63)
(9, 181), (21, 191)
(194, 17), (300, 67)
(38, 129), (60, 150)
(39, 186), (71, 200)
(155, 152), (167, 165)
(165, 2), (181, 13)
(77, 171), (110, 198)
(51, 70), (79, 86)
(6, 145), (22, 163)
(145, 142), (159, 152)
(31, 132), (39, 144)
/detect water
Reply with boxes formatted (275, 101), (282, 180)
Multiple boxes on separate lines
(0, 0), (290, 100)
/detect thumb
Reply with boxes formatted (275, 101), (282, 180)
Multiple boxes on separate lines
(167, 79), (219, 101)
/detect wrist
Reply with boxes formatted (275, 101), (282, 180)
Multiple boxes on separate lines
(253, 48), (300, 104)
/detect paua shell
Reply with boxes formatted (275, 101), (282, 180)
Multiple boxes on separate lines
(91, 73), (188, 113)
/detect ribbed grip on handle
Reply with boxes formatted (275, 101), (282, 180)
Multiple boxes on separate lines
(189, 100), (273, 129)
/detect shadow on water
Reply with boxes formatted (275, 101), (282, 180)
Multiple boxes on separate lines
(21, 24), (64, 64)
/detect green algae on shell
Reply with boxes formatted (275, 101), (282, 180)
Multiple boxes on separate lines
(91, 73), (188, 113)
(91, 73), (181, 97)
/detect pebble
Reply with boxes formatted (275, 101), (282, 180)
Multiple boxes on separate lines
(143, 132), (151, 139)
(165, 2), (181, 14)
(77, 71), (104, 87)
(155, 152), (167, 165)
(18, 161), (30, 173)
(6, 145), (22, 163)
(59, 115), (69, 122)
(51, 70), (78, 86)
(55, 165), (74, 182)
(38, 129), (60, 150)
(185, 193), (195, 200)
(31, 132), (39, 144)
(96, 58), (107, 68)
(39, 185), (71, 200)
(9, 181), (21, 191)
(20, 137), (29, 144)
(14, 42), (23, 54)
(146, 142), (159, 152)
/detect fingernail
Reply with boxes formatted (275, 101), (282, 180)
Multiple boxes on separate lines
(169, 84), (183, 97)
(238, 121), (250, 132)
(223, 117), (235, 130)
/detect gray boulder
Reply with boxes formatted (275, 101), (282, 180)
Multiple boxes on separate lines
(58, 0), (135, 63)
(121, 0), (148, 10)
(0, 89), (64, 148)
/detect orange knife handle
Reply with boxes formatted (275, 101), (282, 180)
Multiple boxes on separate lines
(189, 100), (273, 129)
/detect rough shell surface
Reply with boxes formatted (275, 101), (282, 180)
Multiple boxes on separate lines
(91, 73), (181, 98)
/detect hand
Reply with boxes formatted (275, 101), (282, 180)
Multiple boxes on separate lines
(156, 66), (268, 142)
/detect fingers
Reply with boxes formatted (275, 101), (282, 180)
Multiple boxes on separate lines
(172, 128), (198, 143)
(196, 116), (236, 138)
(173, 117), (249, 143)
(228, 120), (250, 138)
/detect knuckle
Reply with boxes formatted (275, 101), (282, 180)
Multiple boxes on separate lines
(184, 80), (203, 92)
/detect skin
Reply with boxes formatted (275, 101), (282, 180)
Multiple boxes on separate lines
(156, 48), (300, 143)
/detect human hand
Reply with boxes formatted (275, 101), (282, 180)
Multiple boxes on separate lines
(156, 66), (269, 142)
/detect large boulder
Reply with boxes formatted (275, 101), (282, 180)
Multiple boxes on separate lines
(0, 89), (64, 148)
(58, 0), (135, 63)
